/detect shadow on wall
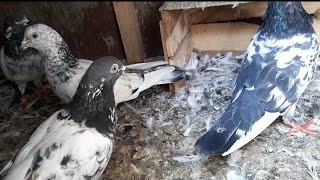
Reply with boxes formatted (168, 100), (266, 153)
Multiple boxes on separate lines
(0, 2), (165, 61)
(135, 2), (164, 58)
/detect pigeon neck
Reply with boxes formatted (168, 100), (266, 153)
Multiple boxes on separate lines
(261, 2), (314, 37)
(3, 24), (32, 59)
(66, 82), (116, 137)
(4, 39), (22, 58)
(42, 41), (79, 84)
(4, 40), (39, 60)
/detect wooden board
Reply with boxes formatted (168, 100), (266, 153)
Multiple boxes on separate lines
(191, 22), (259, 52)
(160, 1), (320, 94)
(159, 20), (169, 61)
(113, 2), (145, 64)
(170, 2), (320, 25)
(191, 19), (320, 52)
(168, 30), (192, 94)
(161, 10), (193, 59)
(170, 30), (192, 68)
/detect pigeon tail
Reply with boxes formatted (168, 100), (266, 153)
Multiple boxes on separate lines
(195, 90), (280, 156)
(156, 66), (186, 85)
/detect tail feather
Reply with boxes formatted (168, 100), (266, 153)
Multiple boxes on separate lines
(114, 62), (186, 105)
(195, 91), (280, 156)
(126, 61), (186, 84)
(156, 66), (186, 85)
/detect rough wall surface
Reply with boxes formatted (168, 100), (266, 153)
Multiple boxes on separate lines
(0, 2), (125, 60)
(0, 2), (166, 61)
(135, 2), (164, 58)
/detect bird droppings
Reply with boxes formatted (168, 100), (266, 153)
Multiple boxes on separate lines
(1, 51), (320, 179)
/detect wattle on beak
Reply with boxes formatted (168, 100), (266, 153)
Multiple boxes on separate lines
(20, 39), (28, 50)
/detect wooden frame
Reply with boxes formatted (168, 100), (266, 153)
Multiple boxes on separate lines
(159, 2), (320, 92)
(113, 2), (146, 64)
(160, 2), (320, 67)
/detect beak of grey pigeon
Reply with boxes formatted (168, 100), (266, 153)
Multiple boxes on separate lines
(20, 38), (29, 50)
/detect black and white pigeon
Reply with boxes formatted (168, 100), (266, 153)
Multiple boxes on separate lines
(0, 15), (44, 98)
(0, 56), (129, 180)
(195, 1), (319, 156)
(20, 23), (185, 104)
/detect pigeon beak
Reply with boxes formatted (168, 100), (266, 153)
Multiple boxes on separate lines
(20, 39), (29, 50)
(120, 65), (126, 71)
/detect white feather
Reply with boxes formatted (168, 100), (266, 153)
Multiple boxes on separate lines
(226, 170), (246, 180)
(185, 52), (199, 70)
(126, 61), (167, 69)
(226, 150), (242, 167)
(222, 111), (280, 156)
(113, 66), (176, 105)
(0, 47), (44, 94)
(1, 109), (113, 180)
(172, 155), (203, 163)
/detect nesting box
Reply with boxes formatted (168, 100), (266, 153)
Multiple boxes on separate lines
(159, 2), (320, 92)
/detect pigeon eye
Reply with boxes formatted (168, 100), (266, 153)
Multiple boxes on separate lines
(32, 33), (38, 39)
(110, 64), (118, 73)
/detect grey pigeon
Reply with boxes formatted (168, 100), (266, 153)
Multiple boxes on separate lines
(20, 23), (185, 104)
(0, 56), (130, 180)
(0, 15), (44, 96)
(195, 1), (319, 156)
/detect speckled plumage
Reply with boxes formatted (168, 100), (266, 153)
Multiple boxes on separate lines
(195, 1), (319, 156)
(21, 23), (185, 104)
(0, 15), (44, 94)
(0, 57), (125, 180)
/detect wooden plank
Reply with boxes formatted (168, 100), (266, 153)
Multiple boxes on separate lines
(191, 19), (320, 52)
(168, 31), (192, 94)
(170, 30), (192, 68)
(313, 19), (320, 37)
(191, 22), (259, 52)
(160, 10), (182, 39)
(113, 2), (145, 64)
(165, 10), (192, 57)
(188, 2), (320, 24)
(159, 20), (169, 61)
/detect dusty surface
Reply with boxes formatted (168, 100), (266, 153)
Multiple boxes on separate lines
(159, 1), (250, 11)
(1, 52), (320, 180)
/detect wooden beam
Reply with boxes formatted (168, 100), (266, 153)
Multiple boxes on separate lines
(164, 10), (192, 58)
(312, 19), (320, 37)
(188, 2), (320, 25)
(159, 20), (169, 61)
(170, 30), (192, 68)
(191, 19), (320, 52)
(113, 2), (145, 64)
(192, 22), (259, 52)
(168, 30), (192, 94)
(160, 10), (182, 40)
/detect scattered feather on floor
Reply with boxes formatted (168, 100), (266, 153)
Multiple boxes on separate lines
(1, 51), (320, 179)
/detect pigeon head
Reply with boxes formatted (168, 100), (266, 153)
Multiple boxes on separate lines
(69, 56), (127, 112)
(20, 23), (66, 53)
(4, 14), (30, 41)
(65, 56), (126, 136)
(20, 23), (76, 66)
(261, 1), (313, 36)
(3, 15), (37, 57)
(79, 56), (126, 92)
